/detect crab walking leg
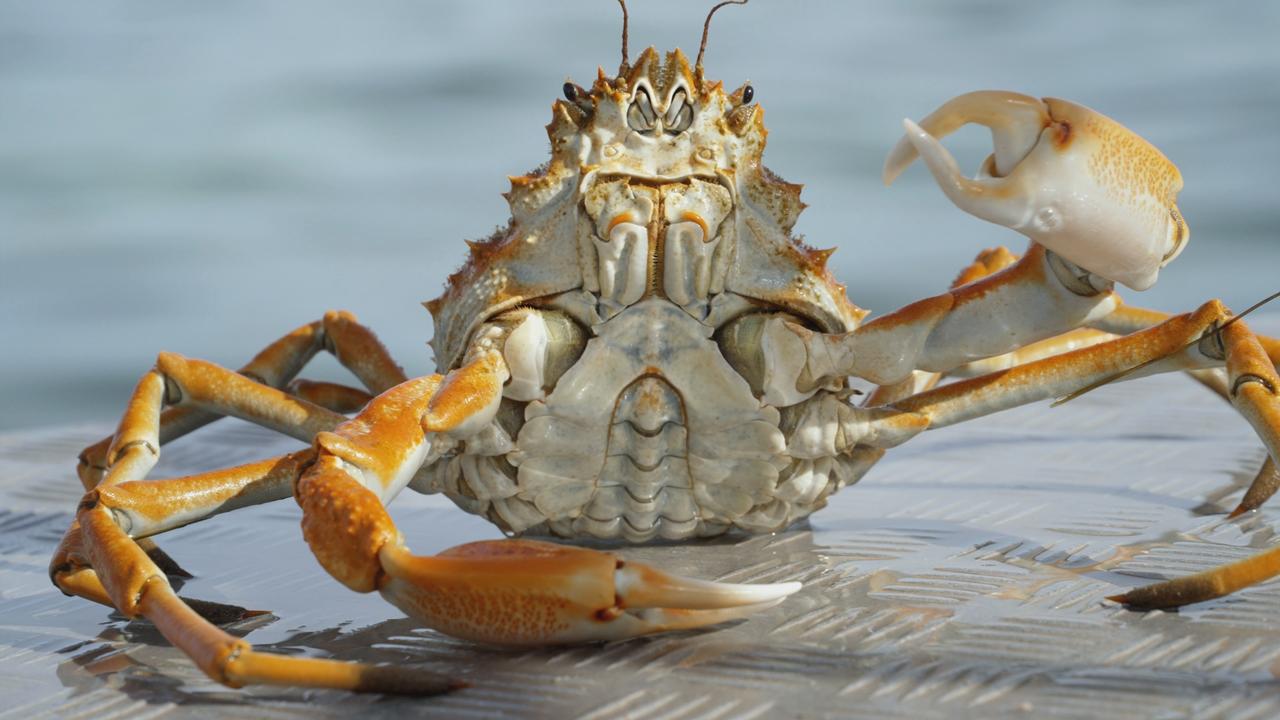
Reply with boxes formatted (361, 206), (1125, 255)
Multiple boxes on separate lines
(1230, 457), (1280, 518)
(60, 349), (797, 694)
(66, 488), (457, 694)
(52, 367), (482, 693)
(853, 242), (1277, 505)
(1088, 302), (1280, 365)
(877, 301), (1245, 431)
(1082, 300), (1280, 515)
(795, 250), (1279, 397)
(1107, 319), (1280, 609)
(945, 329), (1118, 378)
(841, 301), (1280, 606)
(841, 301), (1247, 449)
(102, 451), (312, 539)
(73, 315), (390, 577)
(50, 450), (312, 614)
(96, 356), (346, 491)
(286, 379), (374, 414)
(943, 302), (1276, 514)
(943, 248), (1274, 404)
(77, 310), (405, 490)
(50, 345), (354, 616)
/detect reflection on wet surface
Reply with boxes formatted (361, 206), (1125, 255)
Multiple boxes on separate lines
(4, 338), (1280, 717)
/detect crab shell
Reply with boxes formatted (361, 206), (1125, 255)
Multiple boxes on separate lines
(426, 48), (864, 373)
(415, 48), (871, 541)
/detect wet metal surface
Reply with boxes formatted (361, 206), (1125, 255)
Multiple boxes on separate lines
(4, 346), (1280, 718)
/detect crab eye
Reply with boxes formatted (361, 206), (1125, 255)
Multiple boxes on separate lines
(665, 88), (694, 135)
(563, 82), (578, 102)
(627, 86), (657, 134)
(742, 84), (754, 105)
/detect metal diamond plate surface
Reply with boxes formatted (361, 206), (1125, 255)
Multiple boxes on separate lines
(4, 328), (1280, 718)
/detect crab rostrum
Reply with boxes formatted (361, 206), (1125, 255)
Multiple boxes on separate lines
(48, 15), (1280, 697)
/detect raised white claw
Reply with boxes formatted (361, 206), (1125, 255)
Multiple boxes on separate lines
(884, 90), (1188, 291)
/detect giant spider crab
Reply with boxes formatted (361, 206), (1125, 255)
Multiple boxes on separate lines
(48, 1), (1280, 695)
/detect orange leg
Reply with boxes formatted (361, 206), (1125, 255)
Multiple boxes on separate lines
(50, 451), (310, 616)
(77, 310), (404, 490)
(50, 345), (357, 617)
(72, 312), (402, 575)
(1108, 318), (1280, 608)
(1084, 300), (1280, 513)
(860, 303), (1280, 608)
(51, 354), (469, 692)
(1091, 301), (1280, 364)
(63, 491), (457, 694)
(918, 249), (1278, 515)
(55, 349), (797, 694)
(882, 301), (1249, 429)
(287, 379), (374, 414)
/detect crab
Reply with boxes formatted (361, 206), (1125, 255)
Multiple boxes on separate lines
(47, 0), (1280, 696)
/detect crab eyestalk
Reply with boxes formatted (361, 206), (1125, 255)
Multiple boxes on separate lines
(884, 90), (1188, 291)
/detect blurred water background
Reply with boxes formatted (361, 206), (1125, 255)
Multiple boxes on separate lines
(2, 1), (1278, 432)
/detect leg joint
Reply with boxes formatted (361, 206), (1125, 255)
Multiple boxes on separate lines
(1233, 373), (1277, 398)
(240, 370), (268, 386)
(105, 438), (159, 468)
(1198, 323), (1228, 361)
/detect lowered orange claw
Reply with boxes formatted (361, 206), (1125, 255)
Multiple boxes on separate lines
(377, 539), (800, 645)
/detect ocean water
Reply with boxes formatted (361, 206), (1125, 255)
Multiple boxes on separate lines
(2, 1), (1278, 431)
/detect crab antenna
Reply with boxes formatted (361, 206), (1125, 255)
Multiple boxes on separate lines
(617, 0), (630, 75)
(696, 0), (748, 74)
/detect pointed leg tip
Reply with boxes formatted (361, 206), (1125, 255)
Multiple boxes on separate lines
(354, 665), (463, 696)
(1105, 592), (1169, 611)
(1105, 588), (1184, 612)
(1227, 505), (1251, 519)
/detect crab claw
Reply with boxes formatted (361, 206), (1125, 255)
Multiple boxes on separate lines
(377, 539), (800, 645)
(884, 90), (1188, 291)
